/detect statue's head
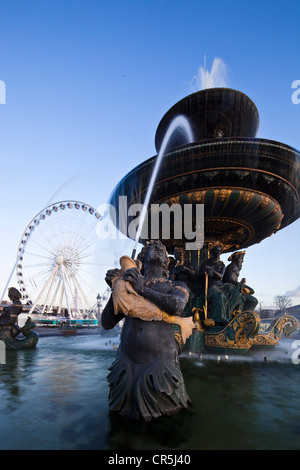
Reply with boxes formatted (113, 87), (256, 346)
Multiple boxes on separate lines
(143, 240), (169, 277)
(8, 287), (22, 302)
(174, 246), (185, 261)
(228, 250), (246, 265)
(208, 241), (224, 257)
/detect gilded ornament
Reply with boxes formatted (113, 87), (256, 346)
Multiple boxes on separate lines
(217, 188), (230, 202)
(252, 315), (299, 348)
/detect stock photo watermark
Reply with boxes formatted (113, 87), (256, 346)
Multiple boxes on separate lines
(0, 80), (6, 104)
(291, 340), (300, 365)
(291, 80), (300, 105)
(0, 340), (6, 364)
(96, 197), (204, 251)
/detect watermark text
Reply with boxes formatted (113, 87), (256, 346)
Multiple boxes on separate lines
(0, 340), (6, 364)
(291, 80), (300, 104)
(96, 196), (204, 251)
(0, 80), (6, 104)
(291, 340), (300, 364)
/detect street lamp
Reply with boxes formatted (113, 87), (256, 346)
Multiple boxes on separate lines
(96, 293), (102, 330)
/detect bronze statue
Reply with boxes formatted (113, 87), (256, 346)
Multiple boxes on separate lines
(198, 243), (257, 324)
(0, 287), (23, 326)
(101, 240), (191, 422)
(0, 288), (39, 349)
(111, 255), (194, 343)
(223, 250), (258, 312)
(171, 247), (197, 291)
(223, 250), (246, 284)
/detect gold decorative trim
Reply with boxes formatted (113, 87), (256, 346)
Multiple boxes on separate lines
(204, 311), (261, 351)
(252, 315), (299, 347)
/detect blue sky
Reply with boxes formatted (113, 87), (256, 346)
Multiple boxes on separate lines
(0, 0), (299, 309)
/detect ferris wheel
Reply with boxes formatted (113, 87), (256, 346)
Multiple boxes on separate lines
(16, 201), (109, 319)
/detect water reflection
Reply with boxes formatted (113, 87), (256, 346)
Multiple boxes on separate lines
(0, 335), (299, 450)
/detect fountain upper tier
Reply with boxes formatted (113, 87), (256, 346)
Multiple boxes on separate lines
(109, 88), (300, 253)
(155, 88), (259, 152)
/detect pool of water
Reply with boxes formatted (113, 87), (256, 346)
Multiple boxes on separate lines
(0, 334), (299, 450)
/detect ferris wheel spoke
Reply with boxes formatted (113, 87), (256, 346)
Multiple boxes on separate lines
(28, 265), (60, 315)
(21, 262), (54, 271)
(73, 263), (106, 283)
(69, 225), (97, 250)
(73, 248), (100, 263)
(71, 220), (97, 248)
(76, 260), (103, 265)
(73, 235), (99, 257)
(22, 251), (55, 262)
(26, 273), (54, 291)
(27, 237), (57, 258)
(35, 223), (67, 255)
(26, 265), (57, 283)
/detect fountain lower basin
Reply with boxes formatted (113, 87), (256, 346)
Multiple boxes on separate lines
(109, 136), (300, 252)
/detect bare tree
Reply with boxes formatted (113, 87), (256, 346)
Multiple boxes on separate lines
(258, 301), (265, 314)
(274, 295), (292, 314)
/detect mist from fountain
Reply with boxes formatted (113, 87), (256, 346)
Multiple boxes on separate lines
(190, 56), (228, 91)
(188, 337), (299, 365)
(131, 115), (194, 258)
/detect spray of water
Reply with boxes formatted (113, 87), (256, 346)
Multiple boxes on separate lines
(131, 115), (194, 258)
(190, 56), (228, 92)
(189, 338), (297, 365)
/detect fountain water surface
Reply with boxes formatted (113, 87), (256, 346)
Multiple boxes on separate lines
(1, 333), (300, 450)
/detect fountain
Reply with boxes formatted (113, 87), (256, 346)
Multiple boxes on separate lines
(1, 86), (300, 446)
(109, 86), (300, 354)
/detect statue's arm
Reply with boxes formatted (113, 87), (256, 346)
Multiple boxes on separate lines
(101, 295), (124, 330)
(142, 284), (189, 316)
(183, 264), (197, 279)
(123, 268), (189, 316)
(201, 263), (224, 280)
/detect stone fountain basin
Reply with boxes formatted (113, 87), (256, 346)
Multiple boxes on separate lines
(155, 88), (260, 152)
(109, 137), (300, 252)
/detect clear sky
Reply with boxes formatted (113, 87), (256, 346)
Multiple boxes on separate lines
(0, 0), (299, 309)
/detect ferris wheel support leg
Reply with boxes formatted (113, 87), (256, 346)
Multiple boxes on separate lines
(47, 278), (62, 316)
(72, 274), (92, 316)
(62, 268), (79, 318)
(42, 268), (59, 314)
(60, 265), (73, 319)
(28, 265), (60, 316)
(58, 283), (64, 316)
